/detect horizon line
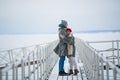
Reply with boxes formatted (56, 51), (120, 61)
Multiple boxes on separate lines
(0, 29), (120, 34)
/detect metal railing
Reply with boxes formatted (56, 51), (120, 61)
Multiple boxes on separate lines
(0, 45), (37, 67)
(0, 40), (59, 80)
(87, 40), (120, 66)
(75, 38), (120, 80)
(0, 37), (120, 80)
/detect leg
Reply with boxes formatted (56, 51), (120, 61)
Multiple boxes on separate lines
(68, 57), (73, 69)
(59, 56), (68, 76)
(71, 57), (79, 75)
(71, 57), (78, 69)
(59, 56), (65, 72)
(68, 57), (74, 75)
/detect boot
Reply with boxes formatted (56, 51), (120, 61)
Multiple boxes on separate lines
(69, 69), (73, 75)
(74, 69), (79, 75)
(59, 71), (69, 76)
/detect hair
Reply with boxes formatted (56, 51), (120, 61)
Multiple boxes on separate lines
(66, 28), (72, 32)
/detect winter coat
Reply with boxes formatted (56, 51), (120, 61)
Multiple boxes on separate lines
(66, 33), (75, 57)
(54, 27), (68, 56)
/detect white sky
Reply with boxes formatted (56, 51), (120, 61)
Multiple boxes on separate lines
(0, 0), (120, 34)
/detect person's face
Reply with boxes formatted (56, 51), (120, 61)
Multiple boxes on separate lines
(67, 30), (71, 35)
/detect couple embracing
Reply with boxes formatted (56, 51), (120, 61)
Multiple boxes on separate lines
(54, 20), (79, 76)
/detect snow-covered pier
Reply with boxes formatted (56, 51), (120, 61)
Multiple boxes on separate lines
(0, 38), (120, 80)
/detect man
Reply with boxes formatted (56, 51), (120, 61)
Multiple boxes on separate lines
(58, 20), (69, 76)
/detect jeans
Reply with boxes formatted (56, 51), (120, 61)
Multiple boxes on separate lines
(59, 56), (65, 72)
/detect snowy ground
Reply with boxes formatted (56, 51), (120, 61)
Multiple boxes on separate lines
(49, 53), (87, 80)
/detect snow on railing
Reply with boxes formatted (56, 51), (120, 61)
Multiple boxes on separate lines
(75, 38), (120, 80)
(0, 37), (120, 80)
(0, 40), (59, 80)
(87, 40), (120, 66)
(0, 45), (37, 66)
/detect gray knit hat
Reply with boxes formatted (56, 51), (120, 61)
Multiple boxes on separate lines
(61, 20), (67, 25)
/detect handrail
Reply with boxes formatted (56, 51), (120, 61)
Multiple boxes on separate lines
(0, 42), (54, 65)
(87, 40), (120, 66)
(0, 37), (120, 80)
(0, 40), (59, 80)
(87, 40), (120, 43)
(75, 38), (120, 80)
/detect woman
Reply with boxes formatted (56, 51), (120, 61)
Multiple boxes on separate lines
(66, 28), (79, 75)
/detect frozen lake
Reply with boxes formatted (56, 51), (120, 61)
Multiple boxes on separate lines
(0, 32), (120, 51)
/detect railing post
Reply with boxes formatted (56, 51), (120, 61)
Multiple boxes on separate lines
(96, 54), (100, 80)
(22, 48), (26, 58)
(112, 41), (115, 64)
(21, 59), (25, 80)
(28, 55), (31, 80)
(106, 58), (109, 80)
(113, 68), (117, 80)
(44, 46), (47, 80)
(39, 47), (42, 80)
(16, 65), (18, 80)
(100, 55), (104, 80)
(8, 50), (12, 63)
(12, 64), (16, 80)
(5, 64), (8, 80)
(43, 47), (45, 80)
(0, 69), (2, 80)
(117, 40), (120, 65)
(36, 46), (39, 80)
(33, 51), (35, 80)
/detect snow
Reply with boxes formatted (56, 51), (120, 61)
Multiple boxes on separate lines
(0, 32), (120, 80)
(49, 53), (85, 80)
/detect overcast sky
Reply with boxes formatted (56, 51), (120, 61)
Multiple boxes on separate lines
(0, 0), (120, 34)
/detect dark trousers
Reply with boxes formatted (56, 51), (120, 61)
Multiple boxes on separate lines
(59, 56), (65, 72)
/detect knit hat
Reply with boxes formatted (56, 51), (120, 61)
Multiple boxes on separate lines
(61, 20), (67, 25)
(58, 24), (66, 28)
(66, 28), (72, 32)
